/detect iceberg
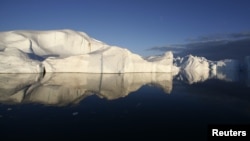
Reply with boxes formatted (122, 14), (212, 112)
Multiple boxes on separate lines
(179, 55), (210, 71)
(0, 30), (175, 73)
(174, 55), (242, 83)
(173, 55), (210, 84)
(0, 29), (248, 74)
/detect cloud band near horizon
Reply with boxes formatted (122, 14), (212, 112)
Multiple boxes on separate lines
(148, 31), (250, 60)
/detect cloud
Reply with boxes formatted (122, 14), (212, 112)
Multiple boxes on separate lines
(187, 31), (250, 42)
(228, 32), (250, 39)
(148, 32), (250, 60)
(148, 44), (185, 54)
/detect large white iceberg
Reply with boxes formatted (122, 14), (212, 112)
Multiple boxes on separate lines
(0, 29), (175, 73)
(0, 29), (248, 74)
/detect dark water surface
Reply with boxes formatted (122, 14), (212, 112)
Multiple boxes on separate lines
(0, 72), (249, 140)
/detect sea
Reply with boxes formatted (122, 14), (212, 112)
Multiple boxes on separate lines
(0, 71), (249, 140)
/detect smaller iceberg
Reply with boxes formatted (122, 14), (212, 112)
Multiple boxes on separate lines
(179, 55), (210, 71)
(174, 55), (211, 84)
(174, 55), (242, 83)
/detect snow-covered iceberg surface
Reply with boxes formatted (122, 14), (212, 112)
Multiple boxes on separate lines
(0, 29), (175, 73)
(0, 73), (173, 106)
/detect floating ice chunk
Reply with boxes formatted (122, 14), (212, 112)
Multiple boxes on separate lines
(72, 112), (78, 116)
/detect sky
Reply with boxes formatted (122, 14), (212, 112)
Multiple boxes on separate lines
(0, 0), (250, 58)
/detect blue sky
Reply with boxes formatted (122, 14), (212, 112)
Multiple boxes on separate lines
(1, 0), (250, 57)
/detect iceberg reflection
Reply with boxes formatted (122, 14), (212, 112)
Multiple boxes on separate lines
(0, 70), (249, 106)
(178, 69), (210, 84)
(0, 73), (173, 106)
(178, 68), (243, 84)
(0, 73), (41, 103)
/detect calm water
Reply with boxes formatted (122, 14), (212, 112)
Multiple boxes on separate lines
(0, 72), (249, 140)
